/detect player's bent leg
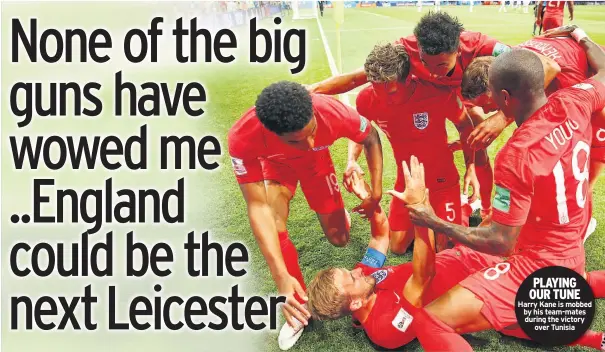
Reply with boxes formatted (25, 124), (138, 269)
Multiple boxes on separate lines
(300, 151), (350, 246)
(390, 229), (415, 254)
(317, 209), (350, 247)
(412, 285), (490, 351)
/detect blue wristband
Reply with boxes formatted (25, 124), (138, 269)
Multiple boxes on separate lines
(361, 247), (386, 268)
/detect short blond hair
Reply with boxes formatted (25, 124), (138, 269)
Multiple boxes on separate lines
(461, 56), (495, 100)
(364, 43), (410, 83)
(306, 268), (350, 320)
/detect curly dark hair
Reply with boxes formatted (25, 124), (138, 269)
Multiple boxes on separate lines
(414, 11), (464, 55)
(364, 43), (410, 83)
(255, 81), (313, 135)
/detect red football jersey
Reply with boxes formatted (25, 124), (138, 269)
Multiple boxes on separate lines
(396, 32), (509, 87)
(544, 0), (566, 18)
(492, 79), (605, 259)
(356, 79), (463, 190)
(227, 94), (371, 184)
(355, 257), (467, 349)
(517, 37), (589, 94)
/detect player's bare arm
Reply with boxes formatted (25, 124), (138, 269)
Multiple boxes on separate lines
(388, 157), (437, 308)
(407, 202), (522, 256)
(352, 126), (384, 219)
(350, 172), (390, 250)
(580, 35), (605, 84)
(449, 106), (480, 202)
(307, 67), (368, 95)
(239, 182), (311, 326)
(568, 0), (574, 20)
(343, 139), (365, 193)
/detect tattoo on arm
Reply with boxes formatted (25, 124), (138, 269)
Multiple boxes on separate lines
(429, 217), (521, 256)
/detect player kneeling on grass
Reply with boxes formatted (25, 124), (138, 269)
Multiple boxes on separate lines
(227, 81), (384, 350)
(460, 28), (605, 240)
(306, 157), (501, 349)
(402, 31), (605, 352)
(349, 42), (479, 253)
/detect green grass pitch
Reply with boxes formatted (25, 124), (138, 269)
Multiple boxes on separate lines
(213, 4), (605, 351)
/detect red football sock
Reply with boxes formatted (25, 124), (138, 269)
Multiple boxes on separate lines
(475, 161), (494, 210)
(587, 270), (605, 299)
(570, 330), (604, 350)
(412, 308), (473, 352)
(278, 231), (307, 303)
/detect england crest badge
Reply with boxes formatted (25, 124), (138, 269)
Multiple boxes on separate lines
(413, 112), (429, 130)
(371, 269), (388, 284)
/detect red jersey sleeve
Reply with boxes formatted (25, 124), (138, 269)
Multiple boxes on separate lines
(315, 94), (371, 144)
(492, 152), (534, 227)
(355, 87), (378, 122)
(444, 94), (465, 124)
(562, 78), (605, 117)
(227, 113), (265, 185)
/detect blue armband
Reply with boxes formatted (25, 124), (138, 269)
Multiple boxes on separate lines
(361, 247), (386, 268)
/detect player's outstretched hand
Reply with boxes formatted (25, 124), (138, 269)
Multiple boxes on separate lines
(343, 161), (365, 193)
(464, 164), (480, 204)
(539, 24), (579, 38)
(407, 190), (436, 228)
(277, 275), (310, 328)
(468, 113), (508, 149)
(387, 156), (426, 205)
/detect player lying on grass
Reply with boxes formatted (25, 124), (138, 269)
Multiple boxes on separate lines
(538, 0), (573, 33)
(307, 158), (605, 350)
(227, 81), (384, 349)
(461, 28), (605, 237)
(401, 32), (605, 351)
(307, 157), (501, 349)
(350, 42), (478, 253)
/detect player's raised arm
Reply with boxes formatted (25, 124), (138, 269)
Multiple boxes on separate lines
(307, 67), (368, 95)
(350, 172), (389, 252)
(352, 125), (383, 218)
(343, 139), (364, 193)
(387, 157), (436, 307)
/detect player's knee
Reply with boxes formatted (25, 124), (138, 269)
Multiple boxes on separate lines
(390, 242), (410, 255)
(389, 230), (414, 254)
(325, 228), (350, 247)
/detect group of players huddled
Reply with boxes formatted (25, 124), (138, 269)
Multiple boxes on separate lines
(227, 5), (605, 351)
